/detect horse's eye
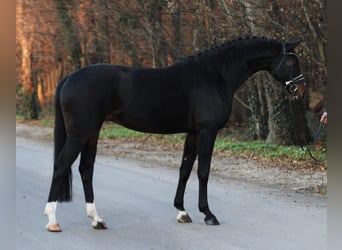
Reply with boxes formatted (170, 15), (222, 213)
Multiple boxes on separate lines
(286, 59), (296, 67)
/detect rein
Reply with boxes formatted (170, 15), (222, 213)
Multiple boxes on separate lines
(302, 121), (327, 163)
(297, 110), (327, 164)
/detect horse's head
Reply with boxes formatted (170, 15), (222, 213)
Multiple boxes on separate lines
(271, 41), (307, 100)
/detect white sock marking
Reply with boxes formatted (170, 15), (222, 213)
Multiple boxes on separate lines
(44, 202), (58, 228)
(86, 202), (104, 226)
(177, 210), (188, 220)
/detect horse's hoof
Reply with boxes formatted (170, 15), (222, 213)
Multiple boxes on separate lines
(46, 223), (62, 232)
(93, 221), (107, 230)
(204, 215), (220, 225)
(177, 211), (192, 223)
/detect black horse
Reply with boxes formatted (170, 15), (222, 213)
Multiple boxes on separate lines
(45, 36), (306, 232)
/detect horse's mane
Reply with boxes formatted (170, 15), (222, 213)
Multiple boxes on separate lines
(178, 36), (279, 64)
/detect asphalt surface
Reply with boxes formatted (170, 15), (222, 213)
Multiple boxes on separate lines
(16, 137), (327, 250)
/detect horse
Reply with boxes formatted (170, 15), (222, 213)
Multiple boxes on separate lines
(44, 36), (306, 232)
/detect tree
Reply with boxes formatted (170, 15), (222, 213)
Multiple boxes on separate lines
(16, 0), (39, 119)
(15, 0), (326, 147)
(226, 0), (312, 145)
(54, 0), (82, 69)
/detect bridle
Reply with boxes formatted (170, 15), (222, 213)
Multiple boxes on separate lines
(275, 45), (305, 96)
(276, 45), (326, 163)
(285, 74), (305, 95)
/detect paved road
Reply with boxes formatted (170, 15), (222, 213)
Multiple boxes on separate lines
(16, 137), (326, 250)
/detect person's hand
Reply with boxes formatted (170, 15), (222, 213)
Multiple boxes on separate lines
(320, 112), (327, 125)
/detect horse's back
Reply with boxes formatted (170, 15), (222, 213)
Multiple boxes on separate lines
(60, 64), (128, 97)
(57, 63), (228, 135)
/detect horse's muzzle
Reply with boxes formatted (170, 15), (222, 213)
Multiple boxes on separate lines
(292, 81), (307, 100)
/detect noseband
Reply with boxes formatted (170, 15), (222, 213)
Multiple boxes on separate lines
(285, 73), (305, 94)
(276, 45), (305, 96)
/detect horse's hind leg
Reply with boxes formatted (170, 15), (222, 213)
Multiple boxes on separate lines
(45, 135), (84, 232)
(79, 132), (107, 230)
(174, 132), (198, 223)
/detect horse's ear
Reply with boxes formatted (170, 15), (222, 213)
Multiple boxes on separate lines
(285, 40), (302, 52)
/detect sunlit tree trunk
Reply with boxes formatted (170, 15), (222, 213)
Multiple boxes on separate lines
(17, 0), (38, 119)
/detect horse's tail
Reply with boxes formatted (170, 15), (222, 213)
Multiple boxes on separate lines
(53, 76), (72, 202)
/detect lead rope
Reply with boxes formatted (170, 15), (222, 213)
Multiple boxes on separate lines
(299, 112), (327, 164)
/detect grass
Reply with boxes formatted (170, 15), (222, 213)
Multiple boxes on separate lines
(100, 123), (326, 167)
(100, 123), (145, 139)
(215, 139), (306, 159)
(100, 123), (185, 147)
(16, 114), (55, 127)
(17, 116), (326, 169)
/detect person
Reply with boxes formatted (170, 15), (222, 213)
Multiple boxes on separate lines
(320, 111), (327, 125)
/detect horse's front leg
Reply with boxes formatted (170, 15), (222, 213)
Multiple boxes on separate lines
(174, 132), (198, 223)
(197, 129), (220, 225)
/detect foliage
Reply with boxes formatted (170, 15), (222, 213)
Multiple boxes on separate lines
(16, 0), (327, 146)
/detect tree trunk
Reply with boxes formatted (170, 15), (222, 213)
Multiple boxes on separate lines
(265, 74), (310, 146)
(243, 0), (268, 139)
(171, 0), (182, 59)
(148, 1), (167, 67)
(96, 0), (111, 63)
(17, 0), (39, 119)
(54, 0), (82, 69)
(247, 74), (269, 140)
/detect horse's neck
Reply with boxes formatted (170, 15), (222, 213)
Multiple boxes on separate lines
(220, 42), (280, 92)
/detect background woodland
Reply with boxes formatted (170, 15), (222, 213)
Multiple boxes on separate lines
(16, 0), (327, 145)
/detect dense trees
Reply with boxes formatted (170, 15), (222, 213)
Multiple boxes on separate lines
(16, 0), (327, 145)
